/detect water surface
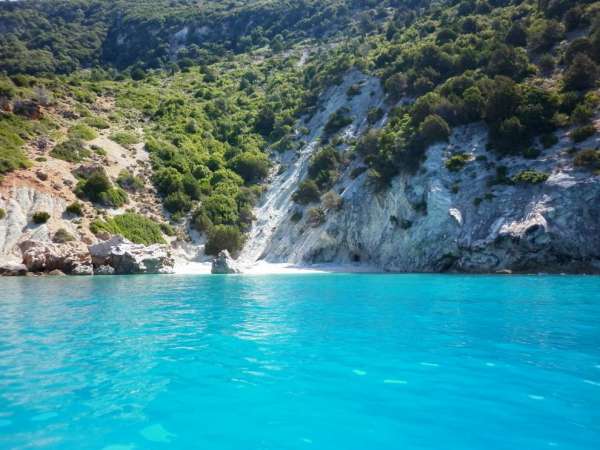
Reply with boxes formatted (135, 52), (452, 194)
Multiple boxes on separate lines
(1, 274), (599, 449)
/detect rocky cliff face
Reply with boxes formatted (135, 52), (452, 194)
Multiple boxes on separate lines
(239, 73), (600, 274)
(0, 184), (75, 261)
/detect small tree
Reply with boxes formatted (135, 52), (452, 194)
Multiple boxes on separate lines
(293, 180), (321, 204)
(32, 211), (50, 224)
(321, 190), (343, 211)
(418, 114), (451, 146)
(564, 54), (598, 92)
(229, 152), (270, 185)
(505, 22), (527, 47)
(205, 225), (244, 256)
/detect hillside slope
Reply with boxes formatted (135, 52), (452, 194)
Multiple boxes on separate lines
(1, 0), (600, 274)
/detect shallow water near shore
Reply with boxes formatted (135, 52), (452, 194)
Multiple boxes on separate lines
(1, 274), (599, 449)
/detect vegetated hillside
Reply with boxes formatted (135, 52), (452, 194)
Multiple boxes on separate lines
(0, 0), (426, 74)
(1, 0), (600, 272)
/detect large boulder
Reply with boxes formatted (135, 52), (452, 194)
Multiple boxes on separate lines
(19, 240), (93, 275)
(211, 250), (241, 274)
(88, 236), (174, 275)
(0, 263), (28, 276)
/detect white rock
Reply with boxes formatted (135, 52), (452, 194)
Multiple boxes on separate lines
(19, 240), (93, 275)
(88, 236), (174, 274)
(211, 250), (241, 274)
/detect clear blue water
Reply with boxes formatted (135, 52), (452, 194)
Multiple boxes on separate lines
(0, 274), (599, 450)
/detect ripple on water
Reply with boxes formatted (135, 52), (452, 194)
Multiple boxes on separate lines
(139, 424), (176, 443)
(383, 379), (407, 384)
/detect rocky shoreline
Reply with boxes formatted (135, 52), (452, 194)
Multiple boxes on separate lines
(1, 235), (174, 277)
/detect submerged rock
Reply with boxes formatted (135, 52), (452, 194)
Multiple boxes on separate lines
(48, 269), (66, 276)
(211, 250), (241, 274)
(88, 236), (174, 275)
(19, 240), (93, 275)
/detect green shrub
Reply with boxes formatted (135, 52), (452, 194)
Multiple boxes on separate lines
(571, 104), (593, 125)
(293, 179), (321, 204)
(488, 116), (526, 154)
(307, 207), (326, 227)
(153, 167), (184, 195)
(564, 54), (598, 92)
(90, 213), (165, 245)
(117, 170), (145, 192)
(99, 188), (128, 208)
(321, 190), (342, 210)
(445, 153), (471, 172)
(346, 84), (361, 97)
(512, 170), (549, 185)
(367, 107), (384, 125)
(323, 107), (352, 136)
(202, 194), (239, 225)
(571, 125), (596, 143)
(350, 166), (368, 179)
(66, 201), (83, 216)
(85, 116), (110, 129)
(290, 210), (303, 223)
(50, 139), (91, 162)
(205, 225), (244, 256)
(68, 124), (97, 141)
(418, 114), (451, 146)
(32, 211), (50, 224)
(0, 208), (5, 220)
(75, 168), (128, 207)
(160, 222), (177, 236)
(110, 131), (140, 146)
(91, 145), (107, 156)
(228, 151), (270, 184)
(191, 208), (213, 233)
(573, 149), (600, 171)
(53, 228), (75, 243)
(540, 133), (558, 148)
(522, 147), (541, 159)
(0, 115), (31, 174)
(308, 146), (340, 189)
(164, 191), (192, 213)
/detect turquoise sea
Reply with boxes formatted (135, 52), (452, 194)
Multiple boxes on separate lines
(0, 274), (599, 449)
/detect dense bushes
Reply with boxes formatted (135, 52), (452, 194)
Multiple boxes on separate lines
(90, 213), (166, 245)
(3, 0), (599, 254)
(75, 168), (128, 208)
(0, 0), (392, 75)
(0, 114), (31, 174)
(201, 194), (239, 226)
